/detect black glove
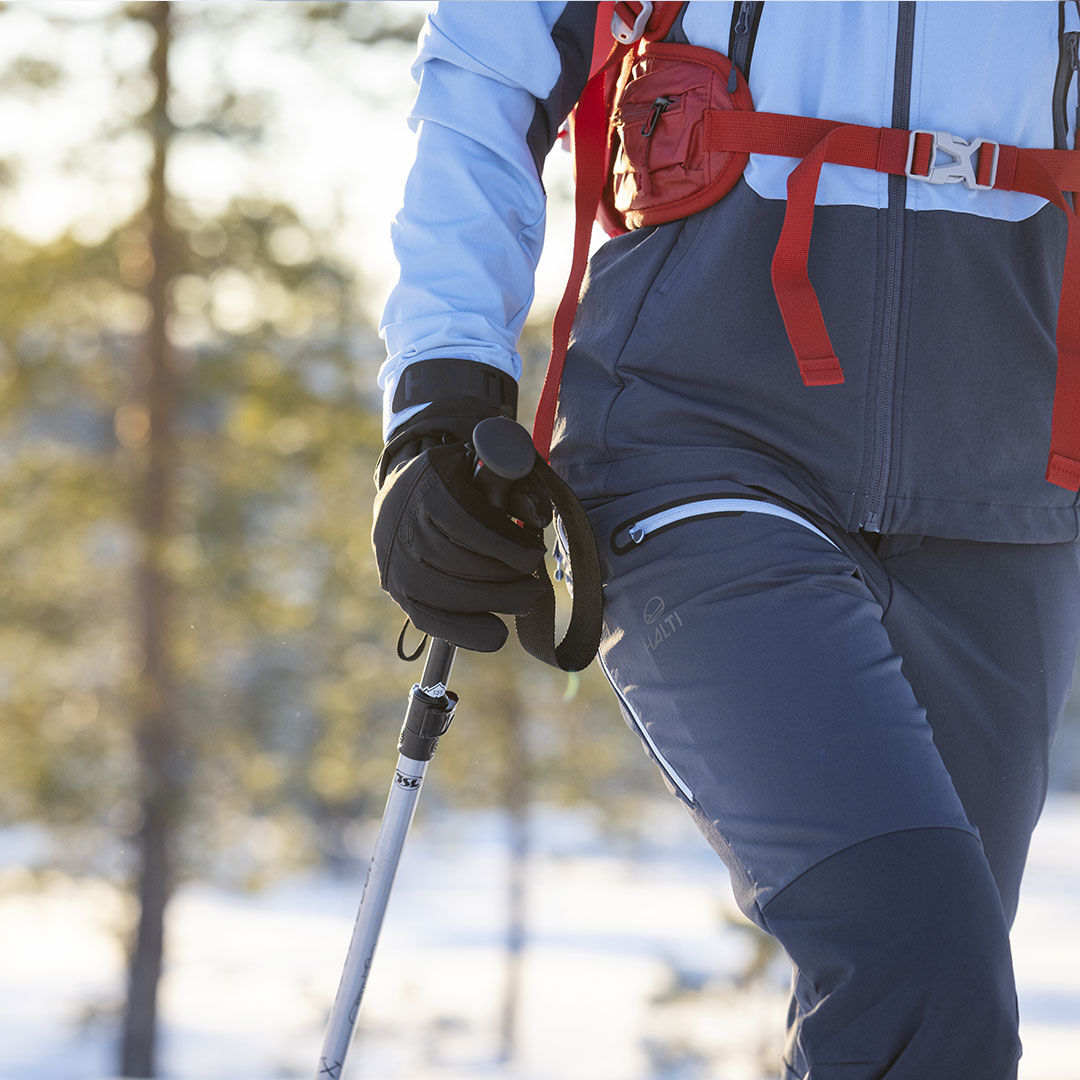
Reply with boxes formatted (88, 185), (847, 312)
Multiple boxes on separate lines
(372, 361), (551, 652)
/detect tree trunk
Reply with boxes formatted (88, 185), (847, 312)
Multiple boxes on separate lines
(121, 4), (180, 1076)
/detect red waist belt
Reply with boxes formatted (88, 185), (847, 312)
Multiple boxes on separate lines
(536, 47), (1080, 493)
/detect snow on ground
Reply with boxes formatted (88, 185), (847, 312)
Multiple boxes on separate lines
(0, 793), (1078, 1080)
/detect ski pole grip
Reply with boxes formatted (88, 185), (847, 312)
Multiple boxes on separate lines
(400, 419), (536, 761)
(471, 416), (537, 511)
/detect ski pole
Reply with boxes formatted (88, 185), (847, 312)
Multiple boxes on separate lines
(315, 416), (538, 1080)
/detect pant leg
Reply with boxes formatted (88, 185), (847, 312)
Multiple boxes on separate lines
(769, 828), (1020, 1080)
(872, 534), (1080, 924)
(590, 490), (1032, 1079)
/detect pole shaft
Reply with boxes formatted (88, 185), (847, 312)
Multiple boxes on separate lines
(315, 639), (458, 1080)
(314, 417), (533, 1078)
(316, 752), (428, 1079)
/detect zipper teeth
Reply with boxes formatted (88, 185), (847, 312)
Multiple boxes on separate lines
(728, 1), (759, 92)
(730, 1), (755, 71)
(862, 1), (917, 530)
(1055, 27), (1078, 148)
(1071, 32), (1080, 148)
(627, 498), (839, 549)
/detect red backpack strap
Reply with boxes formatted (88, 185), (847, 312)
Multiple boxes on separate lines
(1009, 148), (1080, 489)
(533, 1), (684, 460)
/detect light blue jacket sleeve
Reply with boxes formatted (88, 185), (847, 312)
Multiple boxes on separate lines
(378, 1), (585, 439)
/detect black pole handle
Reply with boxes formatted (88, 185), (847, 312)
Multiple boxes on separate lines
(399, 418), (539, 759)
(470, 416), (537, 512)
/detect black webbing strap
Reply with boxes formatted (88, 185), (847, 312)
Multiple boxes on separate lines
(515, 457), (603, 672)
(392, 357), (518, 417)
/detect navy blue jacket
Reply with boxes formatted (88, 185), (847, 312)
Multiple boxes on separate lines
(382, 1), (1080, 542)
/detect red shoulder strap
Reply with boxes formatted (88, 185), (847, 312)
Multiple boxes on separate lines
(533, 2), (684, 460)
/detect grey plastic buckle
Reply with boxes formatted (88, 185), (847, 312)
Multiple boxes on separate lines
(611, 0), (653, 44)
(905, 129), (999, 191)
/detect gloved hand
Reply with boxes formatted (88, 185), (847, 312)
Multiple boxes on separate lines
(372, 381), (551, 653)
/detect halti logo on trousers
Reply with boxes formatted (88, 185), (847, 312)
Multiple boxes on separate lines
(643, 595), (683, 651)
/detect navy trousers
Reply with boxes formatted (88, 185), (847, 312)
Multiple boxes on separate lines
(590, 483), (1080, 1079)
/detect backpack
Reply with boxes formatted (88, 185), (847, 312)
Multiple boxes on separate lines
(533, 1), (1080, 494)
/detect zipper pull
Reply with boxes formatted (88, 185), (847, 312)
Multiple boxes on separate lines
(641, 95), (676, 137)
(728, 2), (753, 93)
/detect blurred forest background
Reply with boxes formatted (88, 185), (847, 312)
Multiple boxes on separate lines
(1, 3), (1079, 1079)
(0, 2), (657, 1076)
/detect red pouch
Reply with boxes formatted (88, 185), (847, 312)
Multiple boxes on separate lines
(603, 41), (755, 230)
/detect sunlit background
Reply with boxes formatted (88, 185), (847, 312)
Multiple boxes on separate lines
(0, 4), (1077, 1079)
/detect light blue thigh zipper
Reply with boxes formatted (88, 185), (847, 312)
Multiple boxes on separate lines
(598, 650), (696, 802)
(601, 497), (841, 804)
(618, 497), (840, 550)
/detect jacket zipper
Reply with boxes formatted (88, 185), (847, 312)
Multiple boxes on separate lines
(859, 1), (917, 530)
(728, 2), (763, 93)
(1072, 31), (1080, 146)
(1055, 27), (1080, 149)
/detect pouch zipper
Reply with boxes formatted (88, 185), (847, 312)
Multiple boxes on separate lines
(641, 95), (678, 137)
(612, 496), (840, 554)
(613, 94), (682, 130)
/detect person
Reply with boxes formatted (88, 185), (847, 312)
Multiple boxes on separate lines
(372, 3), (1080, 1076)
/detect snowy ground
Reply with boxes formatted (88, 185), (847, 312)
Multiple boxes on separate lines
(1, 794), (1078, 1080)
